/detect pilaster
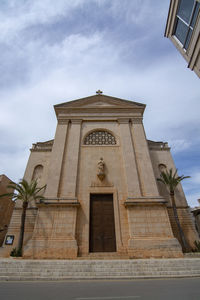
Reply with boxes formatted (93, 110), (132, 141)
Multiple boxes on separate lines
(45, 120), (69, 198)
(130, 118), (159, 197)
(118, 118), (141, 197)
(59, 119), (82, 198)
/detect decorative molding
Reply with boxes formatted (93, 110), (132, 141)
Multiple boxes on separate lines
(117, 118), (130, 124)
(124, 196), (167, 206)
(167, 205), (189, 209)
(31, 148), (52, 152)
(57, 119), (70, 125)
(90, 181), (114, 187)
(71, 119), (82, 124)
(31, 140), (54, 152)
(14, 207), (38, 210)
(148, 140), (170, 151)
(36, 198), (80, 207)
(131, 117), (143, 124)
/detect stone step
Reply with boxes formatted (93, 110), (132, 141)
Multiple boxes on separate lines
(78, 253), (129, 259)
(1, 264), (200, 271)
(1, 270), (200, 276)
(1, 258), (200, 281)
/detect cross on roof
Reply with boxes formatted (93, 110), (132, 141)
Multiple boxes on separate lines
(96, 90), (103, 95)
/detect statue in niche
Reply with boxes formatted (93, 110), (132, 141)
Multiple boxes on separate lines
(97, 157), (105, 181)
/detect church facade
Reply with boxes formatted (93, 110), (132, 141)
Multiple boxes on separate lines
(1, 93), (198, 258)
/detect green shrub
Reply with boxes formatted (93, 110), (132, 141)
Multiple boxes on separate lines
(10, 247), (22, 257)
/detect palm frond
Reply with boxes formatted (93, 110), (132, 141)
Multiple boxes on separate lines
(1, 179), (46, 204)
(157, 168), (190, 193)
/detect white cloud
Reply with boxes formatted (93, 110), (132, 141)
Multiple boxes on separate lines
(0, 0), (84, 42)
(192, 172), (200, 184)
(109, 0), (167, 26)
(0, 148), (29, 183)
(167, 139), (191, 153)
(186, 192), (200, 208)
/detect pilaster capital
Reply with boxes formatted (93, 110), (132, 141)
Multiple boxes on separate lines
(131, 117), (143, 124)
(71, 119), (82, 124)
(58, 118), (70, 125)
(117, 118), (130, 124)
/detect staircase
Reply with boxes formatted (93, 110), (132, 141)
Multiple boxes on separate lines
(1, 258), (200, 281)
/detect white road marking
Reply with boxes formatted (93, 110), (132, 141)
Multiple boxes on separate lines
(76, 296), (140, 300)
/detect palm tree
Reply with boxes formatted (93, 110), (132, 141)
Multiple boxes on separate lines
(0, 179), (46, 256)
(157, 168), (190, 253)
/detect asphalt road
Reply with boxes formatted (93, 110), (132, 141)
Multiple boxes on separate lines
(0, 278), (200, 300)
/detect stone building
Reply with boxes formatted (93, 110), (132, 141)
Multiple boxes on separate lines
(165, 0), (200, 78)
(1, 93), (199, 258)
(0, 175), (14, 246)
(191, 200), (200, 236)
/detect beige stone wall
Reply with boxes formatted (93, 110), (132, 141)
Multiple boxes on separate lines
(128, 205), (173, 238)
(149, 144), (199, 249)
(24, 150), (51, 186)
(168, 207), (199, 249)
(194, 213), (200, 236)
(23, 205), (78, 259)
(0, 175), (15, 246)
(0, 208), (37, 257)
(149, 145), (187, 207)
(0, 149), (50, 256)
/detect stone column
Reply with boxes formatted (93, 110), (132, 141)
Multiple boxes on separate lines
(118, 118), (141, 198)
(45, 120), (69, 198)
(130, 118), (159, 197)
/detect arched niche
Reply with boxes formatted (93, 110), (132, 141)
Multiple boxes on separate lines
(32, 164), (43, 182)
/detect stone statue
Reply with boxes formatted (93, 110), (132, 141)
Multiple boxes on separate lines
(97, 157), (105, 181)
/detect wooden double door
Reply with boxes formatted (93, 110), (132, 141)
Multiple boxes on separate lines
(89, 194), (116, 252)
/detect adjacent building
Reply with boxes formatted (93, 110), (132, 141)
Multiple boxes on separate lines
(165, 0), (200, 77)
(191, 200), (200, 236)
(1, 93), (199, 259)
(0, 175), (14, 246)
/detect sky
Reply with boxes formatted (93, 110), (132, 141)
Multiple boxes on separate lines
(0, 0), (199, 207)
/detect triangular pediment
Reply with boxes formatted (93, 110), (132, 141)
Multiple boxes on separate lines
(54, 94), (145, 109)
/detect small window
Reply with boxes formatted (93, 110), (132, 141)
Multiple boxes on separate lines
(174, 0), (200, 50)
(84, 130), (116, 145)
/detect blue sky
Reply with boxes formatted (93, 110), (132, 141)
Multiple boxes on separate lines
(0, 0), (199, 206)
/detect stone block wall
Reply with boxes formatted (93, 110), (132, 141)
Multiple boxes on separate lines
(0, 175), (15, 246)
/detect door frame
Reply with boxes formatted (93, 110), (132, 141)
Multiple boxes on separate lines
(88, 187), (122, 253)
